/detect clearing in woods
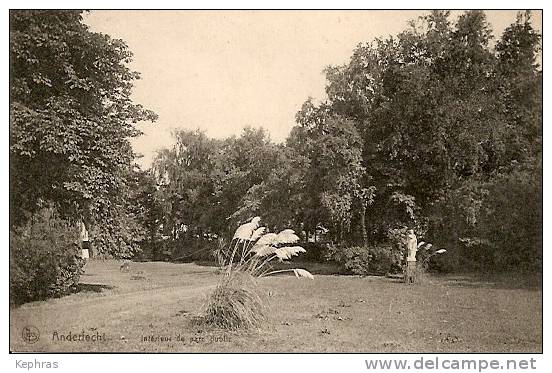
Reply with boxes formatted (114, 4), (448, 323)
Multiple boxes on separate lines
(10, 260), (542, 353)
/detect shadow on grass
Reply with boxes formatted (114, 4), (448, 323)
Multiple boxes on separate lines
(10, 283), (116, 307)
(76, 283), (114, 293)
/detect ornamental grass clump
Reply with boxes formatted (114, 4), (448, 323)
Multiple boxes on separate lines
(203, 216), (313, 329)
(203, 272), (264, 329)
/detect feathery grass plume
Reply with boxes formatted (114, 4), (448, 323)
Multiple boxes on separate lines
(274, 246), (306, 260)
(282, 246), (306, 256)
(232, 216), (262, 241)
(250, 227), (266, 241)
(275, 229), (300, 244)
(417, 241), (426, 248)
(262, 267), (315, 279)
(250, 244), (276, 257)
(435, 249), (446, 254)
(254, 232), (278, 247)
(274, 248), (293, 260)
(227, 217), (262, 268)
(232, 222), (255, 241)
(293, 268), (315, 280)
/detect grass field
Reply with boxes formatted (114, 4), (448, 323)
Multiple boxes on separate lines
(10, 260), (542, 353)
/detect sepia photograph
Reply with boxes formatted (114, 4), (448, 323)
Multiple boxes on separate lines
(9, 9), (542, 354)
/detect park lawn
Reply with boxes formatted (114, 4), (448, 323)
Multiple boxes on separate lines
(10, 260), (542, 353)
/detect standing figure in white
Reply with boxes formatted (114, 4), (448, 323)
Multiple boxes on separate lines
(405, 229), (417, 283)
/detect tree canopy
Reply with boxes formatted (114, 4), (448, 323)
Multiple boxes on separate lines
(10, 10), (157, 256)
(148, 10), (541, 269)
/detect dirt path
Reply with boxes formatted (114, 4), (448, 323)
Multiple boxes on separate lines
(10, 262), (219, 352)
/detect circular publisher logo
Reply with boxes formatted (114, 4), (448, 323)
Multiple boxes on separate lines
(21, 325), (40, 344)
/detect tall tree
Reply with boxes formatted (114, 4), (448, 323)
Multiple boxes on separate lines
(230, 144), (309, 233)
(309, 10), (541, 267)
(10, 10), (157, 255)
(211, 127), (280, 232)
(292, 100), (367, 241)
(151, 129), (220, 237)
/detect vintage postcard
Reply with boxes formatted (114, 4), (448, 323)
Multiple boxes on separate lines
(9, 9), (542, 354)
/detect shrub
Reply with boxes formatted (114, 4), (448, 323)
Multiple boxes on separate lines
(10, 209), (85, 305)
(325, 244), (402, 276)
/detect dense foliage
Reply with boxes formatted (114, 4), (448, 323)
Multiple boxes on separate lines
(325, 244), (402, 276)
(10, 209), (85, 304)
(150, 11), (541, 271)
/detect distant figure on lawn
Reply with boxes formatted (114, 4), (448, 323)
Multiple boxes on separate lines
(405, 229), (417, 284)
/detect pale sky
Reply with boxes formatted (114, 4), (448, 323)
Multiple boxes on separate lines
(83, 10), (542, 168)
